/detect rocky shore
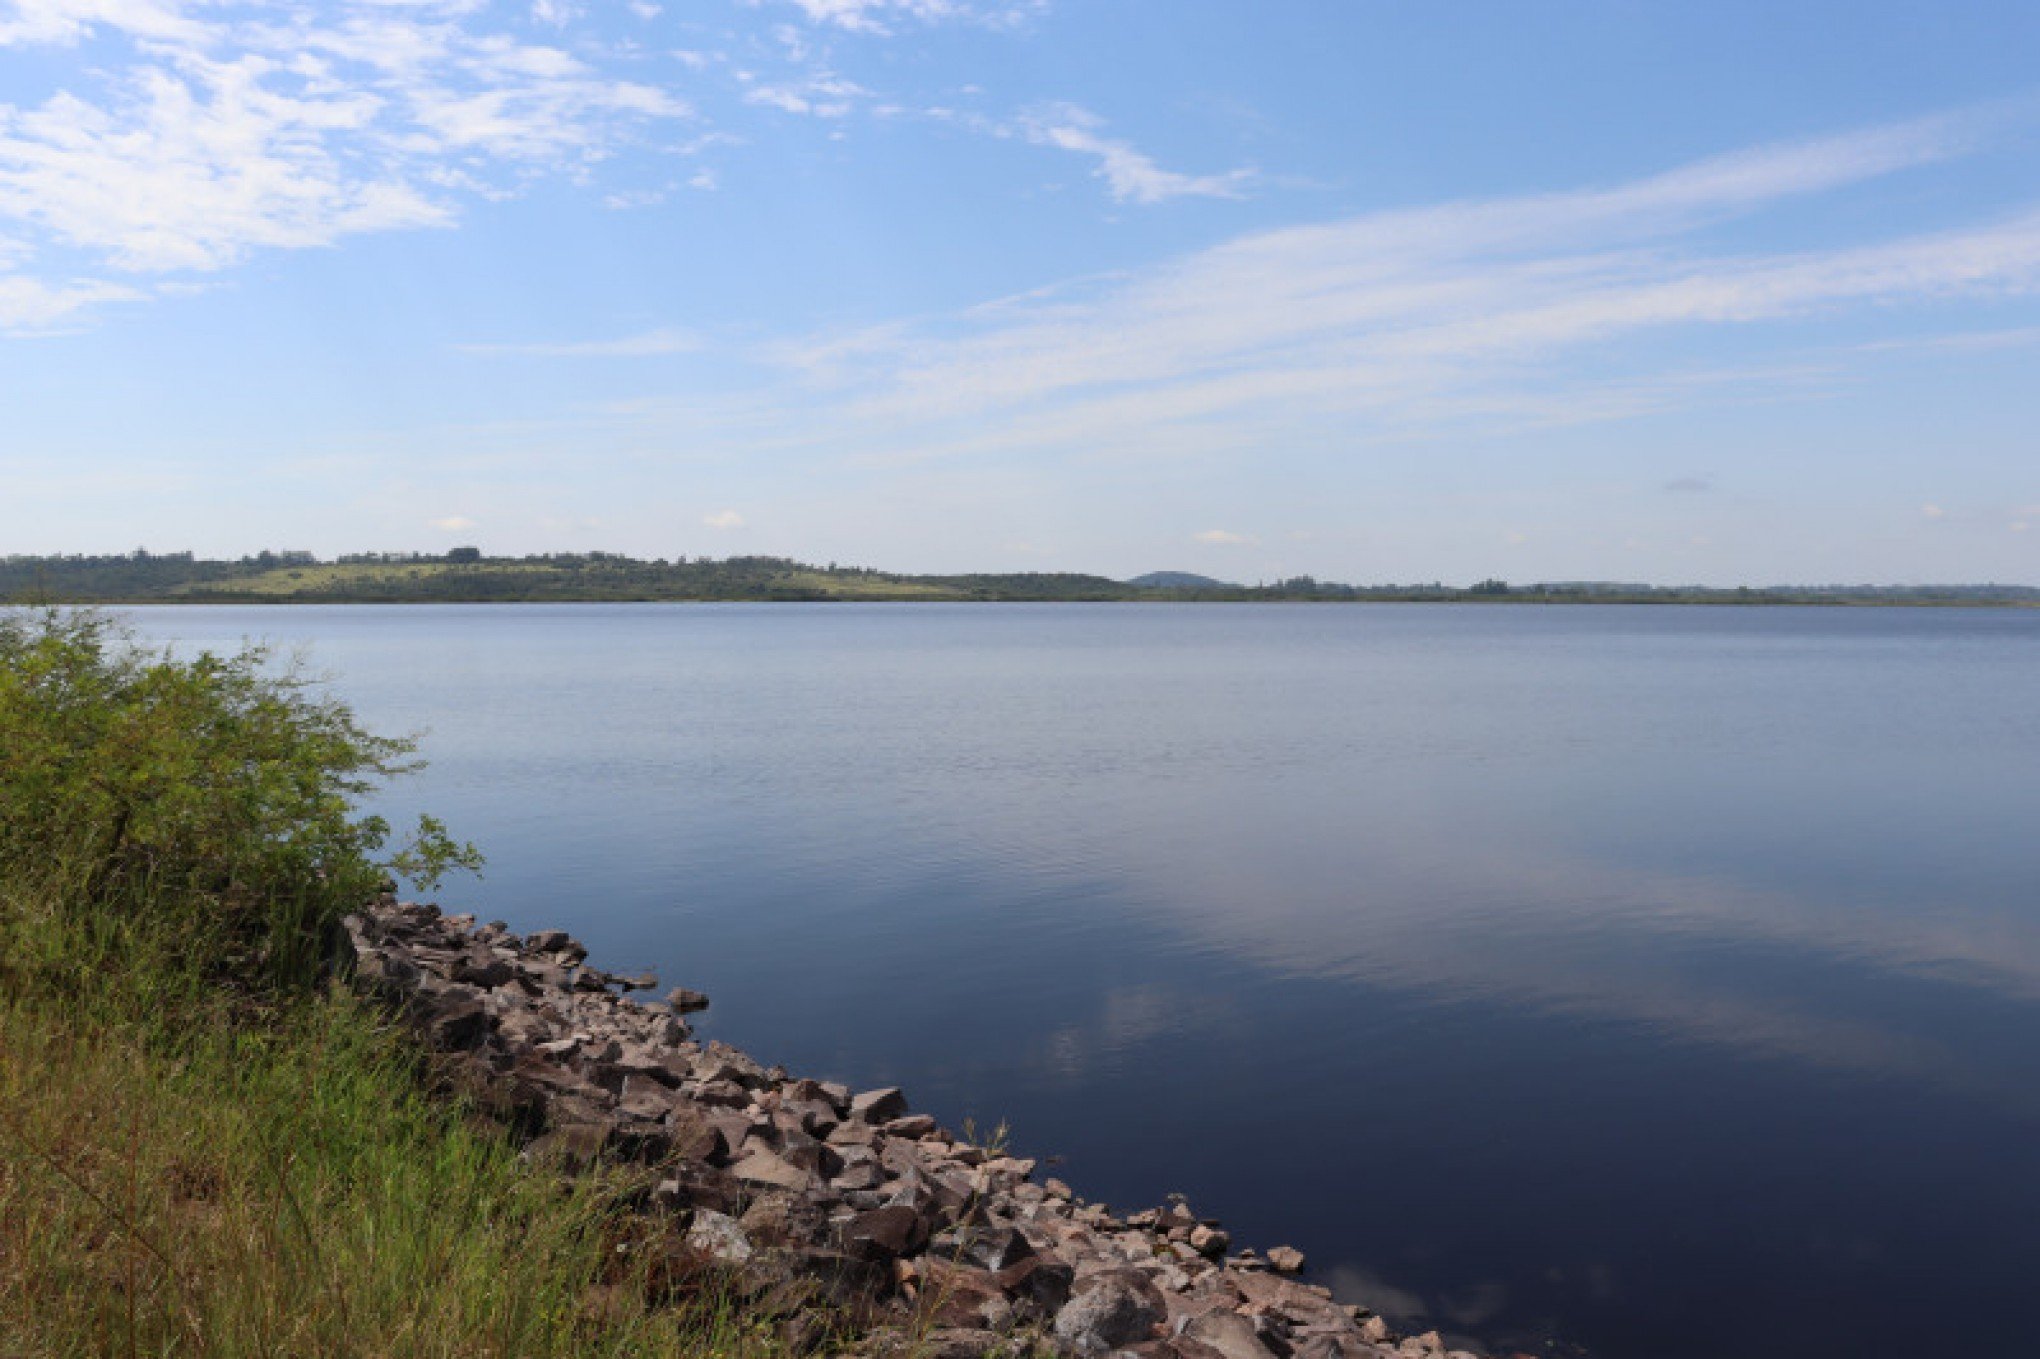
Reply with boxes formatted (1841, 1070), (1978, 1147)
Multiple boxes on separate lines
(343, 897), (1493, 1359)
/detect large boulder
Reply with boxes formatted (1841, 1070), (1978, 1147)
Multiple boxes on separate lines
(1183, 1310), (1281, 1359)
(1054, 1268), (1166, 1354)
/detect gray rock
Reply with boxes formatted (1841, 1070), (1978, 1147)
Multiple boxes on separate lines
(1183, 1310), (1279, 1359)
(686, 1209), (754, 1265)
(959, 1222), (1036, 1272)
(732, 1149), (813, 1192)
(841, 1204), (928, 1261)
(1054, 1268), (1166, 1353)
(345, 898), (1489, 1359)
(426, 998), (489, 1050)
(525, 1122), (609, 1173)
(453, 953), (516, 988)
(618, 1087), (674, 1121)
(851, 1087), (909, 1123)
(994, 1251), (1074, 1315)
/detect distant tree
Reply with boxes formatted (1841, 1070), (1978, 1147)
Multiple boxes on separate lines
(446, 546), (482, 564)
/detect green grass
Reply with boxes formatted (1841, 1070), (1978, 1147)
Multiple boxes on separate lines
(0, 610), (809, 1357)
(0, 983), (798, 1358)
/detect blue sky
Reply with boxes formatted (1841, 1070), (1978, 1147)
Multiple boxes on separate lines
(2, 0), (2037, 584)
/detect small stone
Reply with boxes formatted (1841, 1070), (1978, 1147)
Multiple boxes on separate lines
(453, 954), (516, 988)
(685, 1209), (754, 1264)
(426, 999), (489, 1050)
(960, 1223), (1036, 1272)
(524, 1122), (609, 1174)
(1266, 1245), (1306, 1274)
(1183, 1310), (1279, 1359)
(618, 1088), (673, 1121)
(732, 1149), (813, 1192)
(841, 1204), (928, 1261)
(851, 1087), (909, 1123)
(883, 1113), (936, 1138)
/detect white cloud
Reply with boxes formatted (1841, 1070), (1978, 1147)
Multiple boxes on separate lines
(1194, 528), (1252, 545)
(602, 186), (668, 210)
(1021, 103), (1252, 204)
(457, 327), (701, 357)
(430, 514), (477, 530)
(703, 508), (745, 529)
(768, 0), (954, 34)
(1922, 503), (1947, 519)
(743, 73), (867, 119)
(0, 0), (694, 327)
(762, 0), (1044, 35)
(0, 0), (212, 50)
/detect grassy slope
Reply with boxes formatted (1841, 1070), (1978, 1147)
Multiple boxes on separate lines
(0, 613), (804, 1358)
(174, 561), (971, 601)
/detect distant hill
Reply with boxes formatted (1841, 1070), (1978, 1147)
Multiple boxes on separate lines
(1128, 571), (1234, 590)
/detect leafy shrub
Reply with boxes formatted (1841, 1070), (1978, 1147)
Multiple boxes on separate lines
(0, 607), (477, 1000)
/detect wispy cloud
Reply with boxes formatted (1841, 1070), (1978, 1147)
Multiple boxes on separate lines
(1194, 528), (1252, 545)
(762, 106), (2040, 462)
(1020, 102), (1252, 204)
(429, 514), (477, 531)
(457, 327), (701, 357)
(702, 508), (745, 529)
(0, 272), (144, 329)
(742, 73), (868, 119)
(765, 0), (1041, 35)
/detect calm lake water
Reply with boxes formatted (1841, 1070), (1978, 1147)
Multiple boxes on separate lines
(125, 602), (2040, 1358)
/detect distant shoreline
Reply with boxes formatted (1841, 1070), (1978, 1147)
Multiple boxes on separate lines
(5, 550), (2037, 608)
(24, 595), (2040, 609)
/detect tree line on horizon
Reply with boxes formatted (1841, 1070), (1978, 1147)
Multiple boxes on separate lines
(2, 548), (2036, 606)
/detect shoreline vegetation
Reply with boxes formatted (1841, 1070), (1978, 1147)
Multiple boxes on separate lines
(0, 608), (1495, 1358)
(4, 549), (2037, 607)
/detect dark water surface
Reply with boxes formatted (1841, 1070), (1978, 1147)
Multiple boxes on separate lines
(126, 603), (2040, 1358)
